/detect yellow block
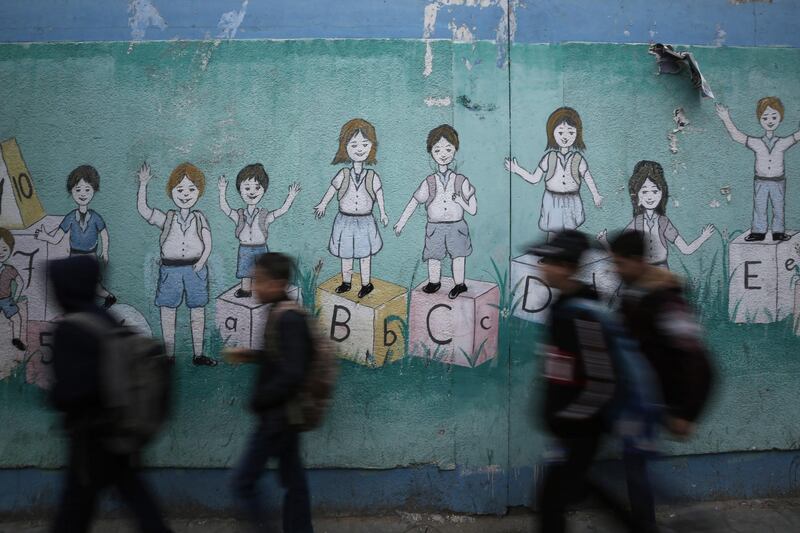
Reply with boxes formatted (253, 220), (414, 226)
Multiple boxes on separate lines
(316, 273), (408, 367)
(0, 138), (46, 229)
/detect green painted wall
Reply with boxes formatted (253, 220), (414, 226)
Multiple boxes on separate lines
(0, 40), (799, 477)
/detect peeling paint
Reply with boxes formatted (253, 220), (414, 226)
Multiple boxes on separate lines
(448, 21), (476, 43)
(673, 107), (690, 132)
(217, 0), (249, 40)
(128, 0), (166, 42)
(721, 185), (733, 203)
(729, 0), (772, 4)
(709, 199), (722, 208)
(668, 132), (679, 154)
(425, 96), (453, 107)
(714, 25), (728, 47)
(457, 95), (497, 112)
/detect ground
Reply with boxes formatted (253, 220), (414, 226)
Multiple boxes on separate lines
(3, 498), (800, 532)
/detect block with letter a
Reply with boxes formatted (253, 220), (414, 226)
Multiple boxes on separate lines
(316, 273), (407, 367)
(215, 285), (301, 349)
(408, 277), (499, 368)
(729, 231), (800, 323)
(0, 138), (46, 229)
(10, 216), (70, 321)
(511, 250), (619, 323)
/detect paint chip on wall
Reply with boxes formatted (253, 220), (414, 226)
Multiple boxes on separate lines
(217, 0), (249, 39)
(128, 0), (167, 42)
(425, 96), (452, 107)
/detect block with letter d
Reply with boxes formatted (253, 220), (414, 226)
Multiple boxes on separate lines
(215, 285), (301, 349)
(408, 278), (499, 367)
(316, 274), (407, 367)
(729, 231), (800, 323)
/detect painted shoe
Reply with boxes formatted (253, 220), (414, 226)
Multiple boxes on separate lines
(448, 283), (468, 299)
(745, 232), (766, 241)
(192, 355), (218, 367)
(422, 282), (441, 294)
(772, 232), (790, 241)
(234, 288), (252, 298)
(335, 282), (352, 294)
(12, 338), (26, 352)
(358, 283), (374, 298)
(103, 294), (117, 309)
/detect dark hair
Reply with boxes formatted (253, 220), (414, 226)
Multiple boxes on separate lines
(254, 252), (294, 282)
(66, 165), (100, 193)
(236, 163), (269, 190)
(0, 227), (14, 251)
(629, 160), (668, 216)
(427, 124), (459, 153)
(545, 107), (586, 151)
(610, 230), (645, 259)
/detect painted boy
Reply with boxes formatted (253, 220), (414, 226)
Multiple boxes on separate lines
(35, 165), (116, 307)
(218, 163), (300, 298)
(717, 98), (800, 241)
(394, 124), (478, 299)
(137, 161), (216, 366)
(0, 228), (27, 352)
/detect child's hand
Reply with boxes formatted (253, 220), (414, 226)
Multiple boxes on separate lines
(34, 224), (46, 241)
(504, 157), (522, 175)
(380, 212), (389, 227)
(715, 103), (730, 121)
(288, 182), (301, 198)
(701, 224), (716, 239)
(597, 229), (608, 242)
(313, 203), (326, 219)
(393, 221), (404, 236)
(193, 261), (206, 273)
(137, 162), (153, 185)
(218, 175), (228, 191)
(98, 250), (109, 264)
(593, 192), (604, 208)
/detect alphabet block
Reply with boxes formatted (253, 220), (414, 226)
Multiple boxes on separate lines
(215, 285), (301, 349)
(315, 274), (407, 367)
(407, 277), (499, 367)
(510, 250), (619, 323)
(729, 231), (800, 323)
(9, 216), (70, 321)
(0, 138), (46, 229)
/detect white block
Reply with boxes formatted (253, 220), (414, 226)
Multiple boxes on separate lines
(215, 285), (300, 349)
(9, 216), (69, 321)
(510, 249), (620, 324)
(728, 231), (800, 323)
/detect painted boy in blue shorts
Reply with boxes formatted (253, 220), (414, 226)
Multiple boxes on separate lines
(0, 228), (27, 352)
(218, 163), (300, 298)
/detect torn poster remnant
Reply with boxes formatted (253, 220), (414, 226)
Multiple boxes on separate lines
(649, 43), (715, 98)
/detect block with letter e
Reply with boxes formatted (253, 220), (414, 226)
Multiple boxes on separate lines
(408, 278), (499, 367)
(316, 274), (407, 367)
(215, 285), (301, 349)
(729, 231), (800, 323)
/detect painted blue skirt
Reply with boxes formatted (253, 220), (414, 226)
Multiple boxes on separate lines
(328, 213), (383, 259)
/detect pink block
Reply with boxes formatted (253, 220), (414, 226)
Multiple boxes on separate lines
(408, 278), (499, 367)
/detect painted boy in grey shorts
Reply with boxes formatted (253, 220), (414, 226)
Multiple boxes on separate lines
(394, 125), (478, 299)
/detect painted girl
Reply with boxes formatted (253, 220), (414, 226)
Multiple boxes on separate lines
(599, 160), (715, 269)
(504, 107), (603, 241)
(314, 119), (389, 299)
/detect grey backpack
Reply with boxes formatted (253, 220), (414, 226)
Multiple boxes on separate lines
(67, 314), (173, 454)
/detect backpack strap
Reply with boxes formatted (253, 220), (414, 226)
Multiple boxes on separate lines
(193, 211), (206, 243)
(454, 173), (467, 200)
(570, 152), (584, 185)
(159, 210), (176, 248)
(258, 209), (271, 240)
(234, 208), (246, 239)
(365, 170), (376, 202)
(425, 174), (437, 208)
(544, 151), (558, 183)
(337, 168), (351, 201)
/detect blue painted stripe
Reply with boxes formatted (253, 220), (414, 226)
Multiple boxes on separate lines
(0, 0), (798, 47)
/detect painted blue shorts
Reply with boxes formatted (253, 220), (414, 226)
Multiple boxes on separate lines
(0, 297), (19, 319)
(237, 244), (269, 279)
(155, 264), (209, 309)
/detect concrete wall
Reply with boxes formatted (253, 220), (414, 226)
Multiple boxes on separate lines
(1, 0), (799, 515)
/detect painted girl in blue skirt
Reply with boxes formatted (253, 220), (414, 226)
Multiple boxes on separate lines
(314, 118), (389, 299)
(218, 163), (300, 298)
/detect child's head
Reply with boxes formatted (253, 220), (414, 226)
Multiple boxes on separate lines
(546, 107), (585, 151)
(629, 160), (668, 216)
(166, 162), (205, 209)
(253, 252), (294, 303)
(427, 124), (459, 166)
(0, 228), (13, 263)
(236, 164), (269, 206)
(67, 165), (100, 207)
(610, 230), (646, 284)
(332, 118), (378, 165)
(756, 97), (784, 132)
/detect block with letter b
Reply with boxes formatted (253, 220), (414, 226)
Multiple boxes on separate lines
(408, 277), (499, 367)
(0, 138), (46, 229)
(316, 274), (407, 367)
(728, 231), (800, 323)
(215, 285), (301, 349)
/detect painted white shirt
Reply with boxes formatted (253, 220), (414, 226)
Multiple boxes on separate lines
(746, 135), (797, 178)
(539, 151), (587, 193)
(237, 208), (274, 245)
(149, 208), (208, 261)
(413, 170), (475, 223)
(332, 168), (382, 215)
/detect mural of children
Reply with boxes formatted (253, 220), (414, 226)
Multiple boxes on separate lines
(599, 160), (715, 269)
(313, 119), (389, 299)
(716, 98), (800, 241)
(136, 161), (216, 366)
(34, 165), (116, 308)
(504, 107), (603, 242)
(218, 164), (300, 298)
(394, 124), (478, 299)
(0, 228), (27, 352)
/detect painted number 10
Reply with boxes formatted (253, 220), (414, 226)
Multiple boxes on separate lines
(0, 173), (34, 217)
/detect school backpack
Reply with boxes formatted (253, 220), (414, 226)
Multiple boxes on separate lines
(234, 208), (271, 240)
(424, 172), (468, 208)
(66, 314), (173, 455)
(266, 301), (339, 432)
(544, 150), (584, 186)
(159, 210), (205, 248)
(337, 168), (377, 202)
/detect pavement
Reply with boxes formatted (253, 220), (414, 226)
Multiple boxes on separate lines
(3, 498), (800, 532)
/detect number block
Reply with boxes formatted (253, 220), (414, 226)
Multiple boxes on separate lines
(511, 250), (619, 323)
(9, 217), (70, 321)
(729, 231), (800, 323)
(24, 320), (55, 389)
(215, 284), (301, 349)
(0, 138), (46, 229)
(407, 277), (499, 368)
(316, 273), (407, 367)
